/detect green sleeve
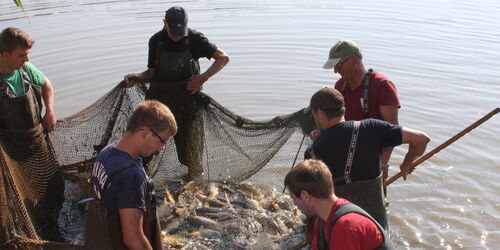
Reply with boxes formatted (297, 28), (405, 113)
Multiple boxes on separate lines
(22, 62), (46, 87)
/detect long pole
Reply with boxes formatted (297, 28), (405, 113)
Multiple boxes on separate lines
(385, 107), (500, 187)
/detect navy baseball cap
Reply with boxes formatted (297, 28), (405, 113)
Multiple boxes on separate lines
(165, 6), (188, 37)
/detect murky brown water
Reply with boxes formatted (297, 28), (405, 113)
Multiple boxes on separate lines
(2, 0), (499, 249)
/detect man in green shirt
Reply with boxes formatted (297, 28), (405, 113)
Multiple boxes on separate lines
(0, 27), (63, 241)
(0, 27), (56, 132)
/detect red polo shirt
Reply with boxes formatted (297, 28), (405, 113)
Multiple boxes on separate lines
(334, 71), (400, 121)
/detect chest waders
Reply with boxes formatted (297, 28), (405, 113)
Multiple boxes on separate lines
(308, 121), (388, 230)
(316, 203), (396, 250)
(341, 69), (373, 119)
(335, 175), (388, 231)
(85, 166), (162, 250)
(0, 67), (64, 241)
(335, 69), (389, 223)
(0, 67), (43, 130)
(146, 40), (204, 181)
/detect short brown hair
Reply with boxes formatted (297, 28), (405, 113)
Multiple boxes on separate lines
(310, 87), (345, 118)
(284, 159), (334, 199)
(0, 27), (34, 54)
(127, 100), (177, 136)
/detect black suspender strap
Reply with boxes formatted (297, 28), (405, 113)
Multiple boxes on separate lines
(154, 42), (163, 68)
(146, 179), (159, 250)
(340, 80), (348, 93)
(0, 66), (33, 97)
(362, 69), (373, 118)
(307, 145), (318, 160)
(339, 69), (373, 119)
(344, 121), (361, 184)
(317, 203), (396, 250)
(20, 66), (43, 118)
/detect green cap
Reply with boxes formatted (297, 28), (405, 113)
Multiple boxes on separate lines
(322, 39), (361, 69)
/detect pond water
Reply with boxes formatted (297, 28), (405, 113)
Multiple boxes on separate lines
(1, 0), (499, 249)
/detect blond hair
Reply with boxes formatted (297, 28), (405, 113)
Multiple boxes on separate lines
(127, 100), (177, 136)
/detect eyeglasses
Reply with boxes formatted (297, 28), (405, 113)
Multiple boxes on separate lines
(148, 127), (166, 145)
(334, 57), (350, 69)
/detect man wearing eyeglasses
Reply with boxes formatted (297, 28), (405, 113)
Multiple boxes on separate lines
(123, 6), (229, 182)
(90, 100), (177, 250)
(322, 39), (400, 185)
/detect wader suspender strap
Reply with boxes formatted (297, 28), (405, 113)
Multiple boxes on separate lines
(340, 69), (373, 118)
(317, 216), (327, 250)
(20, 66), (44, 118)
(0, 67), (32, 97)
(154, 38), (193, 68)
(317, 203), (395, 250)
(362, 69), (373, 118)
(0, 67), (43, 119)
(154, 42), (163, 68)
(307, 145), (318, 160)
(344, 121), (361, 184)
(0, 79), (10, 98)
(147, 179), (159, 250)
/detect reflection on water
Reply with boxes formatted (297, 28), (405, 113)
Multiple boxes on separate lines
(1, 0), (500, 249)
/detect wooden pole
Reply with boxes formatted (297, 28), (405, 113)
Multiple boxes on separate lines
(385, 107), (500, 187)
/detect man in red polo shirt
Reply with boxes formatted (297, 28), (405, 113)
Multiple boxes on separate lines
(322, 39), (400, 182)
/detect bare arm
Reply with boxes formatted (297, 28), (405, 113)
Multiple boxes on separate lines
(123, 68), (155, 88)
(379, 105), (399, 125)
(119, 208), (152, 250)
(399, 127), (430, 180)
(186, 48), (230, 93)
(41, 76), (56, 132)
(379, 105), (399, 179)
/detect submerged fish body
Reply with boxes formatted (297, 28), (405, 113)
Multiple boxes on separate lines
(220, 218), (263, 235)
(231, 194), (262, 210)
(187, 215), (219, 230)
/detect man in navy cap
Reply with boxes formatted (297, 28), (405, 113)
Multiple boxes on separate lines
(124, 6), (229, 182)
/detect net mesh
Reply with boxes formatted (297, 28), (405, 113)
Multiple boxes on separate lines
(0, 82), (313, 247)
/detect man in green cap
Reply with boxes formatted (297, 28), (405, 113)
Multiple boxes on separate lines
(322, 39), (400, 183)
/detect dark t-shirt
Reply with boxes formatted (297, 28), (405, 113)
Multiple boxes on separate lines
(91, 144), (149, 217)
(147, 28), (217, 69)
(305, 119), (402, 184)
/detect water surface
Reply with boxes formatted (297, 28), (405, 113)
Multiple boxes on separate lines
(1, 0), (499, 249)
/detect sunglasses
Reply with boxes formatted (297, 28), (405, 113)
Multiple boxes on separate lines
(334, 57), (350, 69)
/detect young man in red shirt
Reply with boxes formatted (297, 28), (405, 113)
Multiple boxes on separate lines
(284, 159), (396, 250)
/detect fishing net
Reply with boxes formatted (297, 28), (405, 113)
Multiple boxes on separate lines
(0, 81), (313, 248)
(0, 123), (65, 247)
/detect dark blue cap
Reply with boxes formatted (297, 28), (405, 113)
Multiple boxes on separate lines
(165, 6), (188, 38)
